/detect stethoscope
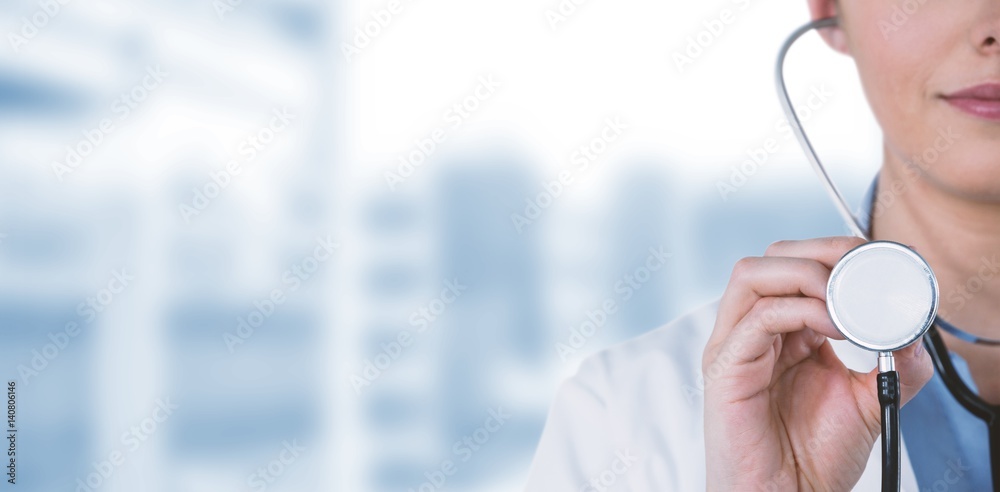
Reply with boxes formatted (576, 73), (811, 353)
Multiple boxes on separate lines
(777, 17), (1000, 492)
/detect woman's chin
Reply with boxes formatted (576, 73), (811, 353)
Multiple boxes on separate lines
(926, 160), (1000, 203)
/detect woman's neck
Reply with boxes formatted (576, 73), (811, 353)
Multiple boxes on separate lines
(871, 152), (1000, 401)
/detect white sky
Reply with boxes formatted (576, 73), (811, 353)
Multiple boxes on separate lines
(347, 0), (883, 182)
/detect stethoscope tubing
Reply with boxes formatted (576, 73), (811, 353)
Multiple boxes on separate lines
(775, 16), (1000, 491)
(774, 17), (867, 240)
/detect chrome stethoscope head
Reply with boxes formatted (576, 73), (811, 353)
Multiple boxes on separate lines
(827, 240), (939, 353)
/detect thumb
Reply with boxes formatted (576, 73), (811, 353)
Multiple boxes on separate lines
(891, 339), (935, 406)
(854, 339), (933, 436)
(859, 339), (934, 406)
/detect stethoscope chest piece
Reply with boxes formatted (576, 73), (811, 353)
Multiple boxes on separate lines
(827, 241), (940, 353)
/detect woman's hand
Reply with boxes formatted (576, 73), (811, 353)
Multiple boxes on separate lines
(703, 237), (934, 491)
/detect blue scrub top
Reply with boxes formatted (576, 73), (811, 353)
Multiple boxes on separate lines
(858, 178), (990, 490)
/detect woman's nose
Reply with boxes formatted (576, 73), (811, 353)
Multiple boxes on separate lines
(971, 8), (1000, 55)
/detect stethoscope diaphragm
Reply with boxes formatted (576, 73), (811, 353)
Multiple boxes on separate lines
(827, 241), (939, 353)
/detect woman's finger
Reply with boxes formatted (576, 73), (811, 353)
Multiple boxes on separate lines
(707, 296), (842, 402)
(763, 236), (868, 269)
(711, 256), (832, 351)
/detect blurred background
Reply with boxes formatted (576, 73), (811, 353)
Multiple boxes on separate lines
(0, 0), (885, 490)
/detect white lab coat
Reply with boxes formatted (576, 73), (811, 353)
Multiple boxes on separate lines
(525, 300), (919, 491)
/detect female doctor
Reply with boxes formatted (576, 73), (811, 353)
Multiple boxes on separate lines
(525, 0), (1000, 490)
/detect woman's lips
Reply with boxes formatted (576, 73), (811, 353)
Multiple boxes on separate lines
(942, 83), (1000, 121)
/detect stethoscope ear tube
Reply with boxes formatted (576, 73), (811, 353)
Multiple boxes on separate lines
(774, 16), (867, 240)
